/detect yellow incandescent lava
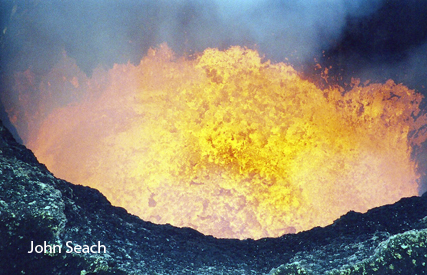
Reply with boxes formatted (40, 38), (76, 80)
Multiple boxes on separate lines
(10, 45), (427, 239)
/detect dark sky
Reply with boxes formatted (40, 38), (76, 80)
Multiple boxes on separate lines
(1, 0), (427, 133)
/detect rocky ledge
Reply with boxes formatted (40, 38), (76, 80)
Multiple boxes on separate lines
(0, 119), (426, 274)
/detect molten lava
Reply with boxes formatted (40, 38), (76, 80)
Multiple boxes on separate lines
(6, 45), (427, 239)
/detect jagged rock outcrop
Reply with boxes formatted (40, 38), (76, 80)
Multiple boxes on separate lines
(0, 119), (426, 274)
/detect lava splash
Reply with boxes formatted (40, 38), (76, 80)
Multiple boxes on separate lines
(6, 45), (427, 239)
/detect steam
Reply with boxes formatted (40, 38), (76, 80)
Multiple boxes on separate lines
(1, 0), (384, 74)
(211, 0), (384, 61)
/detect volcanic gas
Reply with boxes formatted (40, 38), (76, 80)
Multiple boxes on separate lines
(5, 45), (427, 239)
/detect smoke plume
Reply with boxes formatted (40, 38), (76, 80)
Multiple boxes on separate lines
(1, 0), (384, 73)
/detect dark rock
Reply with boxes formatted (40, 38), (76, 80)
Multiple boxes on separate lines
(0, 119), (426, 274)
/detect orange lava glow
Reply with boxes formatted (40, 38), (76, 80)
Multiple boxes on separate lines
(6, 45), (427, 239)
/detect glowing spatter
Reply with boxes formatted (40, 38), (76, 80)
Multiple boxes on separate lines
(9, 45), (427, 239)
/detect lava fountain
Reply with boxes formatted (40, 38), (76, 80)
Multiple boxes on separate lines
(5, 45), (427, 239)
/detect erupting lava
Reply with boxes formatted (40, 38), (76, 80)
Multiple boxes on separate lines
(6, 45), (427, 239)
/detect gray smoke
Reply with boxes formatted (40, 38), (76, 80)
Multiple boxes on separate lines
(1, 0), (384, 75)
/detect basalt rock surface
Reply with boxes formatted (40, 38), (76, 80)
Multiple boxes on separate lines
(0, 118), (426, 275)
